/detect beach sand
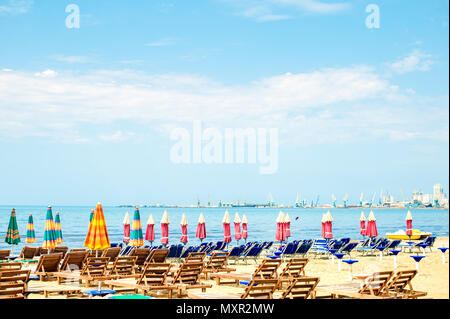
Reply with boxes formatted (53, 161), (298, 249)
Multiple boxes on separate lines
(24, 237), (449, 299)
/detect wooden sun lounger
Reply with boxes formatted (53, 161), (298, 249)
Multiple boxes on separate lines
(102, 247), (122, 261)
(202, 252), (236, 279)
(168, 261), (212, 296)
(107, 256), (138, 279)
(55, 257), (110, 287)
(51, 246), (69, 258)
(188, 279), (279, 299)
(60, 251), (88, 271)
(0, 250), (11, 260)
(34, 253), (63, 281)
(385, 270), (427, 299)
(184, 252), (206, 263)
(20, 246), (38, 259)
(281, 277), (320, 299)
(0, 270), (30, 299)
(0, 262), (22, 271)
(104, 262), (177, 298)
(316, 271), (396, 299)
(146, 249), (170, 263)
(210, 258), (281, 285)
(278, 258), (309, 284)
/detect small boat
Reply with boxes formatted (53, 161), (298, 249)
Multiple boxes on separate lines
(386, 229), (432, 240)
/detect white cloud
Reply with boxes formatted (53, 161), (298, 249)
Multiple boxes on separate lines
(53, 55), (93, 64)
(388, 50), (434, 74)
(0, 66), (447, 145)
(0, 0), (33, 14)
(145, 38), (176, 47)
(270, 0), (350, 14)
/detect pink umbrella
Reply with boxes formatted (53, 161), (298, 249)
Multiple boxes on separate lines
(321, 214), (326, 238)
(284, 213), (291, 239)
(180, 214), (188, 244)
(123, 212), (130, 244)
(365, 211), (378, 237)
(160, 210), (170, 245)
(324, 211), (333, 239)
(234, 212), (242, 242)
(241, 214), (248, 242)
(145, 214), (155, 245)
(406, 211), (413, 236)
(276, 211), (286, 242)
(195, 213), (206, 243)
(222, 211), (232, 244)
(360, 211), (366, 236)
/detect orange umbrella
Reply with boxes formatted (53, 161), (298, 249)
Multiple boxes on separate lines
(84, 202), (110, 250)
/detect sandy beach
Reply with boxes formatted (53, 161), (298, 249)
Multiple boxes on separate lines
(17, 236), (449, 299)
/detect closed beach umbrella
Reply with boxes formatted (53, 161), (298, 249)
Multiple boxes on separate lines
(284, 213), (291, 239)
(234, 212), (242, 242)
(129, 207), (144, 247)
(54, 212), (63, 245)
(84, 203), (111, 250)
(321, 214), (326, 238)
(26, 214), (36, 244)
(242, 214), (248, 242)
(324, 211), (333, 239)
(160, 210), (170, 245)
(89, 209), (94, 223)
(5, 208), (20, 255)
(276, 211), (285, 242)
(180, 214), (188, 244)
(222, 210), (232, 244)
(195, 213), (206, 243)
(406, 211), (413, 236)
(43, 206), (57, 250)
(145, 214), (155, 245)
(360, 211), (366, 236)
(365, 211), (378, 238)
(123, 212), (130, 244)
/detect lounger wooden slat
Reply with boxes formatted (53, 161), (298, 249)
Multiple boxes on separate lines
(281, 277), (319, 299)
(0, 250), (11, 260)
(146, 249), (170, 263)
(0, 262), (22, 271)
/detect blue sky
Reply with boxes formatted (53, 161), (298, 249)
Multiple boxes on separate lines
(0, 0), (448, 206)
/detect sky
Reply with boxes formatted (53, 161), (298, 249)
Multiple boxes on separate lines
(0, 0), (448, 206)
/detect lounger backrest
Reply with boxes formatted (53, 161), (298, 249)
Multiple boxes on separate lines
(341, 242), (358, 253)
(0, 250), (11, 260)
(81, 257), (110, 277)
(0, 270), (30, 299)
(146, 249), (170, 263)
(296, 241), (312, 254)
(252, 259), (282, 279)
(52, 246), (69, 258)
(241, 279), (278, 299)
(60, 251), (88, 271)
(35, 253), (62, 273)
(102, 247), (121, 260)
(108, 256), (138, 276)
(130, 248), (151, 266)
(0, 262), (22, 272)
(280, 258), (309, 278)
(386, 270), (417, 293)
(360, 271), (393, 296)
(172, 261), (203, 285)
(204, 252), (229, 270)
(20, 246), (37, 259)
(281, 277), (320, 299)
(0, 270), (31, 284)
(185, 252), (206, 263)
(138, 262), (172, 286)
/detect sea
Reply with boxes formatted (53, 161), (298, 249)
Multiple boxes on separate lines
(0, 206), (448, 251)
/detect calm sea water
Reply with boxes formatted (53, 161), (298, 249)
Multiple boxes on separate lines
(0, 206), (448, 251)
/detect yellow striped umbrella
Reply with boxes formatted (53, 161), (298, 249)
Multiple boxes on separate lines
(42, 206), (57, 250)
(26, 214), (36, 244)
(84, 202), (110, 250)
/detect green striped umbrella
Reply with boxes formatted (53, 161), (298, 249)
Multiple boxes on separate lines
(89, 209), (94, 223)
(54, 212), (63, 245)
(5, 208), (21, 255)
(42, 206), (57, 250)
(26, 214), (36, 244)
(129, 207), (144, 247)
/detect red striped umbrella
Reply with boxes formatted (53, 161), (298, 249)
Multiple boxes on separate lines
(324, 211), (333, 239)
(145, 214), (155, 244)
(360, 211), (366, 236)
(160, 210), (170, 245)
(222, 210), (232, 243)
(365, 211), (378, 238)
(241, 214), (248, 242)
(123, 212), (130, 244)
(284, 213), (291, 239)
(406, 211), (413, 236)
(180, 214), (188, 244)
(234, 212), (242, 242)
(276, 211), (285, 242)
(321, 214), (326, 238)
(195, 213), (206, 243)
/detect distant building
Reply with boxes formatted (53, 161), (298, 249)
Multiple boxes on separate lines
(433, 184), (448, 207)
